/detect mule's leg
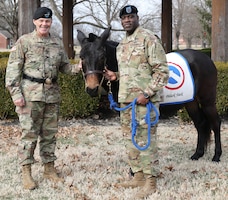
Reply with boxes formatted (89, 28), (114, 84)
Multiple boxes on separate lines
(201, 104), (222, 162)
(185, 100), (211, 160)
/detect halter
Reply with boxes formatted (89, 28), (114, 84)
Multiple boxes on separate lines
(82, 54), (106, 77)
(81, 59), (107, 96)
(83, 70), (104, 77)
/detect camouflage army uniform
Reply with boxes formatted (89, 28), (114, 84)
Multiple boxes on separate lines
(5, 30), (81, 166)
(117, 26), (169, 176)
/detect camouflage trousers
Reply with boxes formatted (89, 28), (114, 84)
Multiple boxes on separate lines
(120, 102), (159, 176)
(16, 101), (59, 166)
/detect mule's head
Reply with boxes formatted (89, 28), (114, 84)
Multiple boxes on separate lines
(77, 27), (111, 97)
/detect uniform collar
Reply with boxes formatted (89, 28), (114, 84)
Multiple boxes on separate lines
(123, 26), (141, 42)
(32, 30), (51, 39)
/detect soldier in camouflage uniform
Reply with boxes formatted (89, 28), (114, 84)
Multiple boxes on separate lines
(5, 7), (82, 190)
(104, 5), (169, 199)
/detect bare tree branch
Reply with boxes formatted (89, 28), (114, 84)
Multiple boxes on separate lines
(0, 0), (18, 40)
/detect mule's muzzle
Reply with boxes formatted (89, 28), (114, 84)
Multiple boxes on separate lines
(86, 87), (99, 97)
(86, 86), (107, 97)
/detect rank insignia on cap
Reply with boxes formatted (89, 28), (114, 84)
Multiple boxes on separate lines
(44, 12), (51, 18)
(126, 6), (132, 14)
(33, 7), (53, 20)
(119, 5), (138, 18)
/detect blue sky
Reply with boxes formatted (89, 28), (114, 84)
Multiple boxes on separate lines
(128, 0), (161, 16)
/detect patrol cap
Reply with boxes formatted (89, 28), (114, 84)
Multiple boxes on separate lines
(119, 5), (138, 18)
(33, 7), (52, 20)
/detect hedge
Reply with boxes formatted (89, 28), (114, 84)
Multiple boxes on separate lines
(0, 51), (228, 120)
(0, 58), (99, 119)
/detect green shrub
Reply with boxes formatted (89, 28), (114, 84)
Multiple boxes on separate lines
(0, 58), (17, 119)
(59, 71), (99, 119)
(200, 48), (211, 57)
(177, 108), (191, 122)
(216, 62), (228, 118)
(0, 58), (99, 119)
(1, 55), (228, 120)
(172, 48), (211, 57)
(0, 52), (10, 58)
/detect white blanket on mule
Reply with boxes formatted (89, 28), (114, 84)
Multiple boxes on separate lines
(160, 52), (195, 105)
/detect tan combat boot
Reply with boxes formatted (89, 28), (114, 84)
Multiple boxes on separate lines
(43, 162), (64, 183)
(134, 175), (156, 199)
(22, 164), (37, 190)
(115, 171), (146, 188)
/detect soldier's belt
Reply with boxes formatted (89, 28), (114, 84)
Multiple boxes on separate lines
(23, 74), (57, 85)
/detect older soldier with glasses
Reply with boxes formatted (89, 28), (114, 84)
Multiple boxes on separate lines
(5, 7), (82, 190)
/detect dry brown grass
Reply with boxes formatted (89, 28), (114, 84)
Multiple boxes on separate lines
(0, 117), (227, 200)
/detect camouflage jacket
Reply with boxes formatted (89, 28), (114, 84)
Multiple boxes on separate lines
(116, 26), (169, 103)
(5, 30), (80, 103)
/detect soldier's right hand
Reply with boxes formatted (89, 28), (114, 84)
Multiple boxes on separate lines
(104, 67), (117, 81)
(77, 59), (82, 70)
(14, 97), (25, 107)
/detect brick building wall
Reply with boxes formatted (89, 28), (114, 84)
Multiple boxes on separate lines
(0, 32), (11, 49)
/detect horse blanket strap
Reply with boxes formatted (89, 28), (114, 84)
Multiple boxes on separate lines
(23, 73), (57, 85)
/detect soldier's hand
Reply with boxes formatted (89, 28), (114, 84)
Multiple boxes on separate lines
(78, 59), (82, 70)
(104, 67), (117, 81)
(137, 93), (149, 105)
(14, 97), (25, 107)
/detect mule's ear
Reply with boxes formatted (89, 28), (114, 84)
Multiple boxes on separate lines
(100, 26), (111, 44)
(77, 30), (87, 45)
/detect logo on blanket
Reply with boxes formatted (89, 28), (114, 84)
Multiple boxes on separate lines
(160, 52), (195, 105)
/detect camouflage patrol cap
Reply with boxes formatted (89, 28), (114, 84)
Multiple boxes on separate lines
(33, 7), (52, 20)
(119, 5), (138, 18)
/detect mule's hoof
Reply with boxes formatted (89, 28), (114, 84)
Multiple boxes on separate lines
(212, 156), (220, 162)
(190, 156), (198, 160)
(190, 152), (203, 160)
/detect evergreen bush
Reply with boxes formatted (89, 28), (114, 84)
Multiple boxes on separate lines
(0, 57), (99, 119)
(216, 62), (228, 118)
(0, 52), (228, 121)
(0, 58), (16, 119)
(59, 71), (99, 119)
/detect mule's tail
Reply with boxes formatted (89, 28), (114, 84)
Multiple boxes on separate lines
(204, 118), (211, 150)
(196, 107), (211, 149)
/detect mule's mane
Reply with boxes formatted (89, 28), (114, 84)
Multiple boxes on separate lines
(106, 40), (119, 48)
(104, 40), (118, 72)
(88, 33), (97, 42)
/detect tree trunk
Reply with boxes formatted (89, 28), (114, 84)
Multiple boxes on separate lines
(212, 0), (228, 62)
(161, 0), (172, 53)
(18, 0), (40, 38)
(62, 0), (74, 59)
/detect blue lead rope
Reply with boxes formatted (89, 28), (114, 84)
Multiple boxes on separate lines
(108, 93), (159, 150)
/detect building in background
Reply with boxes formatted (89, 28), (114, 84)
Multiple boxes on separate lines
(0, 31), (13, 49)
